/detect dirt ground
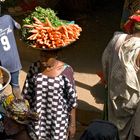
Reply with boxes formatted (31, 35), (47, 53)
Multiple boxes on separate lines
(3, 0), (124, 139)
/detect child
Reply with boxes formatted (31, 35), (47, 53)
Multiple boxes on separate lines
(22, 50), (77, 140)
(0, 15), (22, 99)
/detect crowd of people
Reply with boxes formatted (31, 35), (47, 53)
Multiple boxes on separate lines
(1, 0), (140, 140)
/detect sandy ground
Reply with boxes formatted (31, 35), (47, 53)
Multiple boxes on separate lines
(3, 1), (124, 139)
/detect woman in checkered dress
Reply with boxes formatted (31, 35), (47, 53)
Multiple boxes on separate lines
(22, 50), (77, 140)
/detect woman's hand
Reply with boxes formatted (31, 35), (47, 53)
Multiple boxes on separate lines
(68, 125), (76, 139)
(136, 51), (140, 67)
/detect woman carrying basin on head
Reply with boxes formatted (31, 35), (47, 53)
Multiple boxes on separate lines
(22, 48), (78, 140)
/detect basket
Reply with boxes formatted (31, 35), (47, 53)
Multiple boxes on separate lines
(32, 41), (75, 51)
(0, 66), (11, 94)
(3, 96), (39, 124)
(27, 21), (76, 51)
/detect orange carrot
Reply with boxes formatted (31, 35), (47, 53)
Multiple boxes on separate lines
(33, 17), (44, 25)
(27, 34), (36, 40)
(23, 24), (34, 28)
(45, 17), (53, 27)
(29, 29), (38, 33)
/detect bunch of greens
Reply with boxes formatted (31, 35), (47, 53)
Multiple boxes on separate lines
(22, 6), (69, 42)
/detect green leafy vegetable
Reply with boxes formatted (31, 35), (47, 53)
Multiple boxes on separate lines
(22, 6), (69, 42)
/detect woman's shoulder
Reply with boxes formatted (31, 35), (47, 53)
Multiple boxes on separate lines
(61, 63), (75, 82)
(110, 31), (128, 45)
(63, 63), (74, 73)
(113, 31), (127, 38)
(1, 15), (11, 18)
(56, 60), (73, 72)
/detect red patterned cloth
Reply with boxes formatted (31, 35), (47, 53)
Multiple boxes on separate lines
(124, 10), (140, 33)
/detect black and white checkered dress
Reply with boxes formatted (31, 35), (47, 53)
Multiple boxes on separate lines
(23, 61), (77, 140)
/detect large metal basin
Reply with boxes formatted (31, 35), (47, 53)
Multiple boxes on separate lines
(0, 66), (11, 94)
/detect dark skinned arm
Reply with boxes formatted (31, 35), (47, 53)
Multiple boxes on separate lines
(68, 108), (76, 139)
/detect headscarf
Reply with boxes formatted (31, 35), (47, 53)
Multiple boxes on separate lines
(121, 0), (140, 30)
(80, 120), (120, 140)
(123, 10), (140, 34)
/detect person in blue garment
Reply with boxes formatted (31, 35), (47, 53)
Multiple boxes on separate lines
(0, 15), (22, 99)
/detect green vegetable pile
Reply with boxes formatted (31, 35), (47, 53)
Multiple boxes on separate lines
(22, 6), (69, 45)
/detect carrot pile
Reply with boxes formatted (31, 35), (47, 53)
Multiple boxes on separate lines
(23, 17), (82, 49)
